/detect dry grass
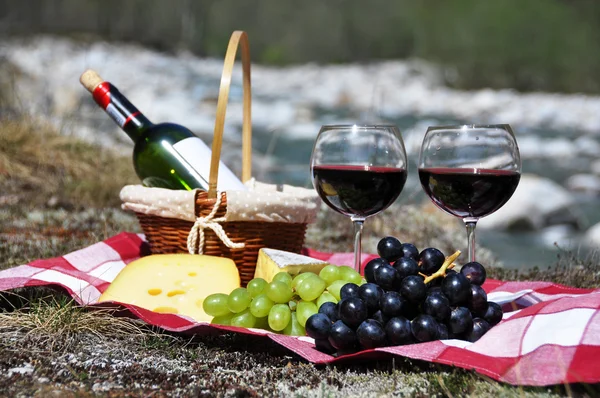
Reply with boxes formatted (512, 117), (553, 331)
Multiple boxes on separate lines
(0, 292), (153, 353)
(0, 117), (138, 208)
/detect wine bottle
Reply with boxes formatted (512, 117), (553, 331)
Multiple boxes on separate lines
(79, 69), (246, 191)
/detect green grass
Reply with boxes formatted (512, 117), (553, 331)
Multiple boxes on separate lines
(1, 117), (599, 396)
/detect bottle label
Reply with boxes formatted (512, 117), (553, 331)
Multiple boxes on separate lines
(105, 103), (127, 127)
(172, 137), (247, 191)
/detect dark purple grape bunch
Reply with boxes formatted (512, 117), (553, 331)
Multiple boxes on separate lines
(306, 236), (504, 355)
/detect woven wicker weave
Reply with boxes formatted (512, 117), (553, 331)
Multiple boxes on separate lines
(132, 31), (312, 285)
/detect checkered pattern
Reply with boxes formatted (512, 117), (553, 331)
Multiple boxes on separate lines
(1, 232), (599, 386)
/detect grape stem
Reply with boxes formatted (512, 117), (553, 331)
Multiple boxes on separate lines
(422, 250), (461, 284)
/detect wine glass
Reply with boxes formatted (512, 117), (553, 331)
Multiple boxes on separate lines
(310, 124), (408, 273)
(418, 124), (521, 263)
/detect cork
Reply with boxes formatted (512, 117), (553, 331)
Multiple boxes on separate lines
(79, 69), (104, 93)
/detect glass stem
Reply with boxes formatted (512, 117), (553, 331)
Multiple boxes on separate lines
(351, 218), (365, 274)
(465, 220), (478, 263)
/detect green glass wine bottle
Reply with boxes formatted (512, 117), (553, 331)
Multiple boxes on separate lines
(80, 69), (246, 191)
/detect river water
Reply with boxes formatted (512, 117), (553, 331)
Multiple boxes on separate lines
(2, 36), (600, 270)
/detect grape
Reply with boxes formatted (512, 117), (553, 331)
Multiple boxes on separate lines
(465, 318), (491, 342)
(449, 307), (473, 335)
(427, 286), (442, 295)
(326, 280), (347, 301)
(374, 264), (397, 291)
(411, 314), (439, 342)
(403, 303), (421, 320)
(393, 257), (419, 279)
(283, 312), (306, 336)
(442, 273), (472, 306)
(338, 297), (368, 328)
(316, 291), (338, 308)
(385, 316), (414, 345)
(483, 302), (503, 326)
(401, 243), (419, 260)
(246, 278), (268, 298)
(296, 275), (326, 301)
(437, 323), (449, 340)
(296, 300), (318, 327)
(364, 257), (388, 283)
(268, 303), (292, 331)
(249, 294), (275, 318)
(227, 288), (252, 313)
(288, 300), (297, 312)
(318, 301), (339, 322)
(314, 338), (336, 354)
(254, 316), (270, 331)
(377, 236), (403, 262)
(328, 320), (358, 350)
(418, 248), (445, 274)
(230, 309), (257, 328)
(265, 280), (294, 304)
(272, 272), (293, 286)
(379, 291), (406, 317)
(202, 293), (231, 317)
(356, 319), (387, 349)
(319, 265), (341, 285)
(305, 313), (332, 340)
(358, 283), (384, 312)
(468, 285), (488, 317)
(400, 275), (427, 303)
(371, 309), (390, 326)
(339, 282), (360, 299)
(338, 266), (362, 285)
(422, 292), (451, 323)
(460, 261), (487, 286)
(292, 272), (316, 290)
(211, 312), (234, 325)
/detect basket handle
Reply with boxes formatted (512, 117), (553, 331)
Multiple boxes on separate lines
(208, 30), (252, 199)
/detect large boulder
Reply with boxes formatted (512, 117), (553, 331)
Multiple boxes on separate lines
(477, 174), (581, 231)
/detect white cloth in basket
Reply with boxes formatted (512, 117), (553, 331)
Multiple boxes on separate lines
(119, 178), (320, 224)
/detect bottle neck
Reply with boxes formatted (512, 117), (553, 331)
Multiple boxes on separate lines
(92, 82), (152, 141)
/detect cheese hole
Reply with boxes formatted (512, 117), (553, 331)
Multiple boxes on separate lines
(147, 288), (162, 296)
(167, 290), (186, 297)
(153, 307), (178, 314)
(188, 272), (197, 277)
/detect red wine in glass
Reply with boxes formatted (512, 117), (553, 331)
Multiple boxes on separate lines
(418, 124), (521, 263)
(313, 165), (407, 218)
(310, 124), (408, 272)
(418, 167), (520, 218)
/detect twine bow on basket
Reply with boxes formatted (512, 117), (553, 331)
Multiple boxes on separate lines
(186, 192), (245, 254)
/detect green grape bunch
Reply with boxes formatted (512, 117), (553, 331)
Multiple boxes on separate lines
(202, 264), (364, 336)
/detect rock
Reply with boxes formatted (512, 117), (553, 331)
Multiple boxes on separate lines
(591, 160), (600, 175)
(478, 174), (582, 231)
(575, 136), (600, 157)
(584, 222), (600, 247)
(565, 174), (600, 195)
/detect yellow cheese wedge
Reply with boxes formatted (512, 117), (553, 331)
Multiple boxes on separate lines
(98, 254), (240, 322)
(254, 248), (328, 282)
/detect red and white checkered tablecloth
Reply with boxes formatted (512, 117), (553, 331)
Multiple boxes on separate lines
(1, 232), (599, 386)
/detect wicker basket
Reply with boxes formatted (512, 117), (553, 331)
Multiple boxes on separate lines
(129, 31), (315, 285)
